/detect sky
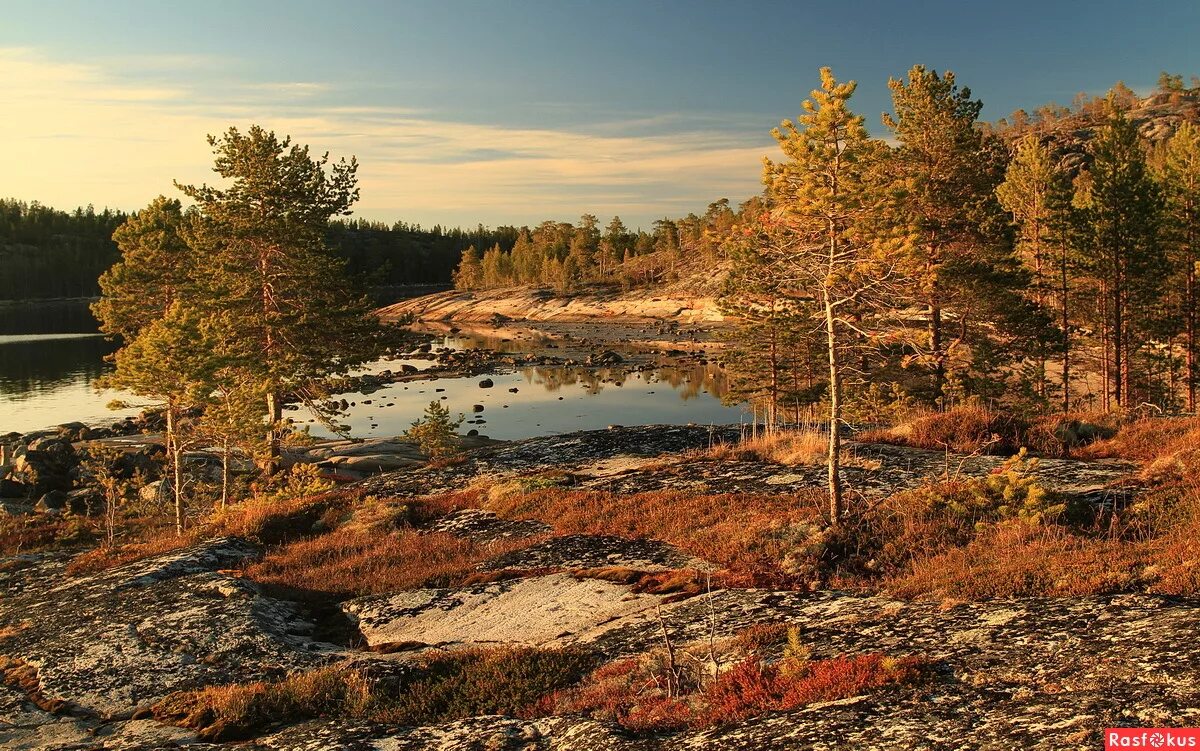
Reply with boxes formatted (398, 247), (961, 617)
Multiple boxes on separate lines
(2, 0), (1198, 230)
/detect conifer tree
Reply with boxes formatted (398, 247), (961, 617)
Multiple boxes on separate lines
(1154, 122), (1200, 410)
(103, 303), (219, 534)
(997, 135), (1076, 410)
(510, 229), (539, 283)
(883, 66), (1032, 406)
(92, 196), (193, 340)
(1078, 100), (1165, 407)
(93, 196), (199, 514)
(178, 126), (383, 473)
(453, 246), (481, 290)
(763, 68), (908, 522)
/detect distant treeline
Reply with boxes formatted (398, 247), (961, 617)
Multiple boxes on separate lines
(0, 200), (128, 300)
(0, 199), (518, 301)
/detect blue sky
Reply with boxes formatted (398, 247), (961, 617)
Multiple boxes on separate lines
(2, 0), (1197, 229)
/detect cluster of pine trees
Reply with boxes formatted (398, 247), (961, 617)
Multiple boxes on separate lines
(452, 206), (739, 293)
(713, 67), (1199, 520)
(0, 201), (128, 300)
(94, 126), (391, 534)
(720, 68), (1200, 433)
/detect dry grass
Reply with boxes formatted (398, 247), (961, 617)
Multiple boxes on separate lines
(859, 404), (1029, 455)
(705, 430), (829, 466)
(66, 531), (190, 575)
(153, 647), (596, 741)
(244, 526), (538, 597)
(882, 522), (1152, 600)
(453, 487), (828, 587)
(1075, 417), (1200, 486)
(881, 476), (1200, 600)
(61, 487), (367, 577)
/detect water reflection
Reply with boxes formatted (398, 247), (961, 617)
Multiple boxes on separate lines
(0, 301), (143, 432)
(308, 360), (743, 441)
(0, 301), (747, 438)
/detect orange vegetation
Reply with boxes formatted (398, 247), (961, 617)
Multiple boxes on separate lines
(553, 651), (927, 732)
(245, 526), (538, 597)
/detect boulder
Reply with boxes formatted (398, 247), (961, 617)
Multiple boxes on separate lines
(0, 478), (28, 499)
(478, 378), (494, 389)
(0, 538), (333, 721)
(34, 490), (68, 513)
(66, 487), (101, 516)
(139, 479), (170, 504)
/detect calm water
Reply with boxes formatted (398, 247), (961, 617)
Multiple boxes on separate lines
(0, 301), (747, 437)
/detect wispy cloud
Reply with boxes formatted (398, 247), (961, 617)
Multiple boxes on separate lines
(0, 47), (770, 226)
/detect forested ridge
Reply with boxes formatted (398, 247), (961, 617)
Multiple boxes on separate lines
(0, 200), (515, 301)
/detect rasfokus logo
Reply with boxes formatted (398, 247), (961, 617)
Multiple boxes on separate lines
(1106, 729), (1200, 748)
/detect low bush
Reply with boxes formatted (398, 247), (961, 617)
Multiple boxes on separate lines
(551, 649), (927, 732)
(861, 403), (1028, 455)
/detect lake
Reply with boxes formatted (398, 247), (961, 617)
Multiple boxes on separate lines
(0, 300), (747, 437)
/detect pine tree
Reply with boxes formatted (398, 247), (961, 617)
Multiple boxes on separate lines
(883, 66), (1031, 406)
(997, 135), (1076, 410)
(1079, 99), (1165, 408)
(510, 229), (539, 283)
(1154, 122), (1200, 410)
(93, 196), (198, 518)
(177, 126), (384, 473)
(763, 68), (909, 523)
(102, 304), (219, 534)
(453, 246), (482, 290)
(92, 196), (193, 340)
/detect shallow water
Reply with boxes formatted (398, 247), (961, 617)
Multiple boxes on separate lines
(301, 360), (745, 441)
(0, 301), (747, 437)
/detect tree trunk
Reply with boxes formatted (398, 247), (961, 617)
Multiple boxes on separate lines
(1115, 278), (1127, 408)
(1187, 250), (1196, 412)
(1100, 281), (1111, 412)
(167, 406), (184, 536)
(221, 437), (231, 510)
(930, 304), (945, 408)
(264, 391), (282, 475)
(1060, 250), (1071, 414)
(825, 297), (843, 525)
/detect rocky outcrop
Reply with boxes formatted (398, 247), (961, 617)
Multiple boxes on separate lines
(345, 572), (669, 651)
(378, 286), (723, 324)
(0, 538), (338, 722)
(94, 590), (1200, 750)
(360, 424), (1135, 504)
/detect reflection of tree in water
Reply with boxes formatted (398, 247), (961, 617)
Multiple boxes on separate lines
(0, 335), (115, 397)
(442, 329), (556, 353)
(521, 365), (608, 394)
(519, 361), (733, 402)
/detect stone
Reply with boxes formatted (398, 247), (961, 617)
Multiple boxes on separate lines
(138, 479), (169, 504)
(478, 378), (494, 388)
(34, 490), (68, 512)
(66, 487), (100, 516)
(0, 478), (28, 498)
